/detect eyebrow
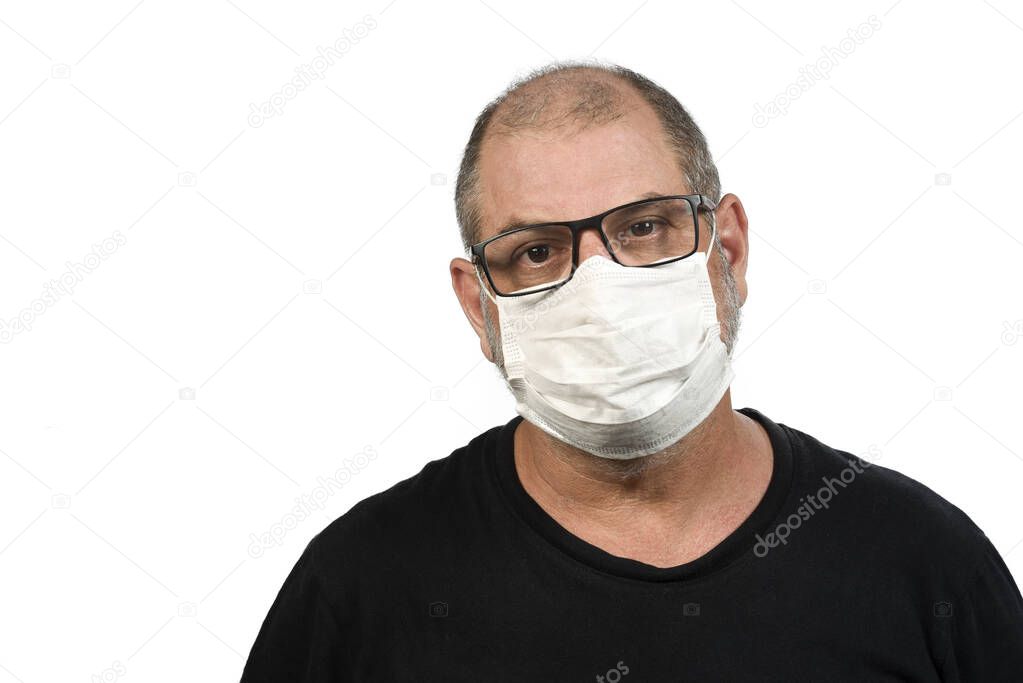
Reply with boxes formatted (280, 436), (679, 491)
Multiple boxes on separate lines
(495, 191), (671, 235)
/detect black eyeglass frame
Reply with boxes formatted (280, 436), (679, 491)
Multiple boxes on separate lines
(471, 193), (718, 297)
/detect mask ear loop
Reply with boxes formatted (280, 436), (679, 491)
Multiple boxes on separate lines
(475, 264), (498, 305)
(706, 206), (718, 259)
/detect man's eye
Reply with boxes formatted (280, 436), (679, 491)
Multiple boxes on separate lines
(628, 220), (657, 237)
(524, 245), (550, 263)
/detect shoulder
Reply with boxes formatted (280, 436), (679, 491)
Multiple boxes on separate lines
(306, 422), (505, 573)
(778, 418), (994, 576)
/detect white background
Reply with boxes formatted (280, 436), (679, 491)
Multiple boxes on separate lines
(1, 0), (1022, 680)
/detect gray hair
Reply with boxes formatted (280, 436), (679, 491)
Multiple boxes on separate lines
(454, 58), (722, 251)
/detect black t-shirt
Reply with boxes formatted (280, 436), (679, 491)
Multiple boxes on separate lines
(239, 408), (1023, 681)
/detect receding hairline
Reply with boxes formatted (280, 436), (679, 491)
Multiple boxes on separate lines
(473, 68), (681, 235)
(485, 66), (651, 138)
(455, 60), (722, 252)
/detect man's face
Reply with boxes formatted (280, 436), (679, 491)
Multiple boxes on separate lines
(449, 96), (749, 375)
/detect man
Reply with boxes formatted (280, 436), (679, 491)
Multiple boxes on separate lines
(240, 61), (1023, 681)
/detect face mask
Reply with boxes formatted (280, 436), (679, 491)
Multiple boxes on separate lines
(479, 240), (734, 460)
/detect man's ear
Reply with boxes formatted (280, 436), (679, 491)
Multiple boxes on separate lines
(713, 193), (750, 306)
(449, 257), (496, 363)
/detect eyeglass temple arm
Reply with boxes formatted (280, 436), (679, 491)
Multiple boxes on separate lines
(698, 196), (719, 248)
(699, 195), (718, 211)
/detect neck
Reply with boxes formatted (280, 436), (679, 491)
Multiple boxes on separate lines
(513, 391), (774, 567)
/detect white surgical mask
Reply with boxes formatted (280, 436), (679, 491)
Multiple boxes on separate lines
(480, 239), (734, 460)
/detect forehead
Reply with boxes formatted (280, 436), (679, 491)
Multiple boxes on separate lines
(476, 103), (686, 239)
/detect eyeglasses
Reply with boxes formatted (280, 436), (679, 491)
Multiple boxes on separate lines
(471, 193), (718, 297)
